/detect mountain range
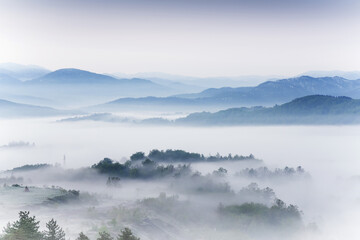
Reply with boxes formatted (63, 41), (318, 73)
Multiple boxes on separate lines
(0, 66), (176, 107)
(0, 99), (78, 118)
(2, 63), (360, 112)
(0, 63), (50, 81)
(28, 68), (156, 85)
(92, 76), (360, 112)
(300, 70), (360, 80)
(0, 73), (21, 85)
(174, 95), (360, 125)
(110, 72), (277, 88)
(60, 95), (360, 125)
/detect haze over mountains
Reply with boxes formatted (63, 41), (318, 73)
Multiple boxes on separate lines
(0, 73), (21, 85)
(175, 95), (360, 125)
(30, 68), (155, 85)
(62, 95), (360, 125)
(0, 99), (77, 118)
(1, 63), (360, 123)
(0, 63), (50, 81)
(94, 76), (360, 112)
(22, 68), (170, 106)
(300, 70), (360, 80)
(111, 72), (278, 88)
(0, 64), (180, 107)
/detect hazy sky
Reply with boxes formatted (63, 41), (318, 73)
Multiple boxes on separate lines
(0, 0), (359, 77)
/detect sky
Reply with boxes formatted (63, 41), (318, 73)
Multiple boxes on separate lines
(0, 0), (359, 77)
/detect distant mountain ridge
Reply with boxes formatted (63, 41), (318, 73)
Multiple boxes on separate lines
(94, 76), (360, 112)
(2, 63), (360, 110)
(300, 70), (360, 80)
(180, 76), (360, 101)
(66, 95), (360, 125)
(0, 63), (50, 81)
(0, 68), (175, 107)
(0, 73), (21, 85)
(111, 72), (281, 88)
(0, 99), (78, 118)
(176, 95), (360, 125)
(28, 68), (156, 85)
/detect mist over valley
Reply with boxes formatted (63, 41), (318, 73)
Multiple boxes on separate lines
(1, 0), (360, 238)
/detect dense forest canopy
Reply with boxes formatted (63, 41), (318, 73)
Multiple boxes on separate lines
(130, 149), (256, 162)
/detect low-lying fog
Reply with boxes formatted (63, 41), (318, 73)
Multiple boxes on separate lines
(1, 118), (359, 173)
(1, 118), (360, 240)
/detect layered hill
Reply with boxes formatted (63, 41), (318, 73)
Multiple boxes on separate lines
(8, 68), (172, 107)
(28, 68), (155, 85)
(0, 63), (50, 81)
(0, 99), (77, 118)
(0, 73), (21, 85)
(177, 76), (360, 102)
(175, 95), (360, 125)
(94, 76), (360, 112)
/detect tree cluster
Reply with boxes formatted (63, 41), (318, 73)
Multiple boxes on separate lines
(0, 212), (140, 240)
(237, 166), (308, 179)
(130, 149), (256, 163)
(218, 198), (302, 227)
(91, 158), (191, 179)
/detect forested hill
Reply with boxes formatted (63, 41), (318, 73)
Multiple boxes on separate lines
(176, 95), (360, 125)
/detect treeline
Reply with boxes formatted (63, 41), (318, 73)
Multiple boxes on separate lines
(218, 199), (302, 227)
(92, 158), (242, 182)
(138, 191), (302, 229)
(236, 166), (308, 179)
(130, 149), (256, 162)
(92, 156), (307, 186)
(92, 158), (192, 179)
(0, 211), (140, 240)
(9, 164), (51, 172)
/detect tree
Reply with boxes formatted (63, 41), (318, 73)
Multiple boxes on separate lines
(130, 152), (145, 161)
(212, 167), (228, 177)
(76, 232), (90, 240)
(117, 228), (140, 240)
(43, 219), (65, 240)
(1, 211), (43, 240)
(97, 231), (113, 240)
(141, 159), (156, 167)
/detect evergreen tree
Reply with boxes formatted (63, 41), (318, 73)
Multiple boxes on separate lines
(97, 231), (113, 240)
(76, 232), (90, 240)
(1, 211), (43, 240)
(43, 219), (65, 240)
(117, 228), (140, 240)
